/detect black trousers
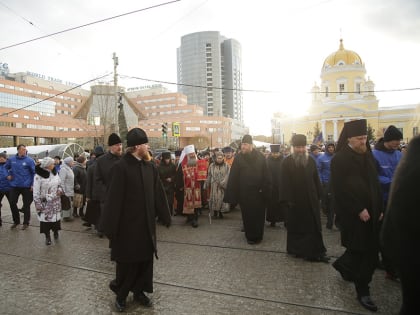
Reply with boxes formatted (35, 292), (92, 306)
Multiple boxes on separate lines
(114, 259), (154, 300)
(9, 187), (33, 225)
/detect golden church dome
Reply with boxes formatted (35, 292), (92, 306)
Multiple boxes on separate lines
(323, 39), (363, 68)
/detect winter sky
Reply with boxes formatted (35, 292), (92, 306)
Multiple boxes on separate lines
(1, 0), (419, 135)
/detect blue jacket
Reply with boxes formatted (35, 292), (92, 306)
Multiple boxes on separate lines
(318, 152), (334, 184)
(5, 154), (35, 188)
(0, 162), (11, 192)
(372, 140), (402, 203)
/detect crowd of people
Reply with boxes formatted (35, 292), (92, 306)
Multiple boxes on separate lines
(0, 120), (418, 314)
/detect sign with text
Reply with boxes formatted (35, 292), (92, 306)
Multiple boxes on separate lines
(172, 122), (180, 137)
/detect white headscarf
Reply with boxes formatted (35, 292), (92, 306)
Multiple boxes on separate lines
(40, 157), (54, 169)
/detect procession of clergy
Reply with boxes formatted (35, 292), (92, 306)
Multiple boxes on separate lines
(171, 118), (417, 314)
(3, 119), (417, 313)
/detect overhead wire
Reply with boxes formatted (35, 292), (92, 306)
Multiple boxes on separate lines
(119, 74), (420, 95)
(0, 0), (181, 51)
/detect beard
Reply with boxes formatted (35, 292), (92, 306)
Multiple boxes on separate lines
(352, 144), (367, 154)
(187, 156), (197, 167)
(292, 151), (308, 167)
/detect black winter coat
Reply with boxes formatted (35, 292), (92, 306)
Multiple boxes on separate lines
(102, 153), (171, 262)
(278, 155), (322, 233)
(224, 150), (271, 206)
(95, 152), (121, 202)
(331, 145), (382, 251)
(382, 137), (420, 282)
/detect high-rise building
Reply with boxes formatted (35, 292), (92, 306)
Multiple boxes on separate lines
(177, 31), (243, 122)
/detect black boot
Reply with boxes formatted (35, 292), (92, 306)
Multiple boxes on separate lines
(191, 210), (198, 228)
(213, 211), (219, 218)
(72, 208), (79, 218)
(53, 230), (59, 240)
(45, 234), (52, 245)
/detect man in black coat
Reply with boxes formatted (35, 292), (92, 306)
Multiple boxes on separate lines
(158, 151), (176, 215)
(382, 135), (420, 315)
(102, 128), (171, 312)
(224, 134), (271, 245)
(95, 133), (122, 236)
(279, 135), (328, 262)
(83, 146), (104, 229)
(330, 119), (383, 312)
(266, 144), (285, 227)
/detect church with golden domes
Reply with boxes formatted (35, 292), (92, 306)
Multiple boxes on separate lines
(272, 39), (420, 145)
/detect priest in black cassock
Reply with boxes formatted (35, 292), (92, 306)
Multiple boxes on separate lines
(279, 134), (329, 263)
(224, 134), (271, 245)
(330, 119), (383, 312)
(266, 144), (285, 227)
(102, 128), (171, 312)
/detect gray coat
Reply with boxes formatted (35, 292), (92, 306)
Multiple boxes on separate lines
(59, 164), (74, 197)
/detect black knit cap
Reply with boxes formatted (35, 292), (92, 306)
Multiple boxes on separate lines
(242, 134), (253, 145)
(108, 133), (122, 146)
(310, 144), (319, 152)
(175, 150), (182, 157)
(94, 145), (105, 157)
(291, 134), (307, 147)
(383, 125), (403, 142)
(222, 146), (233, 153)
(162, 151), (171, 159)
(270, 144), (281, 153)
(127, 128), (148, 147)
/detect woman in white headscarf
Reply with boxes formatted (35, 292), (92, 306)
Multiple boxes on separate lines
(33, 157), (63, 245)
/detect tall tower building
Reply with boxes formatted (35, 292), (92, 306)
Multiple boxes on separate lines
(177, 31), (243, 121)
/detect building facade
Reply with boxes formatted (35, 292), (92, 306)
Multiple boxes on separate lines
(0, 71), (94, 148)
(177, 31), (244, 122)
(125, 85), (241, 150)
(273, 39), (420, 145)
(0, 63), (247, 151)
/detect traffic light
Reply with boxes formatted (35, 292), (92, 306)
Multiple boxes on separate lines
(161, 122), (168, 137)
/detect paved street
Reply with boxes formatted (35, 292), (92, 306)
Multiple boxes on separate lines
(0, 201), (401, 314)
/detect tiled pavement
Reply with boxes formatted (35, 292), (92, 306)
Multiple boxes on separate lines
(0, 203), (401, 314)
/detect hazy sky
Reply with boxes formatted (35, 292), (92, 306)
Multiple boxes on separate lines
(1, 0), (419, 135)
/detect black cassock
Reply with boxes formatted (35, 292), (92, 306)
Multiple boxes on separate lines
(224, 150), (271, 243)
(279, 155), (326, 259)
(266, 155), (285, 224)
(102, 153), (171, 299)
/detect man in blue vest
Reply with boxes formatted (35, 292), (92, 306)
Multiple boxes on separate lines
(372, 125), (403, 281)
(5, 144), (35, 230)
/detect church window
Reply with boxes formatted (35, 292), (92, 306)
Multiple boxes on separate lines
(356, 83), (361, 94)
(339, 84), (345, 95)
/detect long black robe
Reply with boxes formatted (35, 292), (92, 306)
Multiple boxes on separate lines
(224, 150), (271, 242)
(330, 145), (382, 296)
(266, 155), (285, 223)
(382, 136), (420, 314)
(102, 153), (171, 262)
(279, 155), (325, 259)
(330, 145), (382, 251)
(158, 161), (176, 214)
(101, 153), (171, 298)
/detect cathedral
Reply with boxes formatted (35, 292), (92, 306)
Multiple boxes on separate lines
(273, 39), (419, 145)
